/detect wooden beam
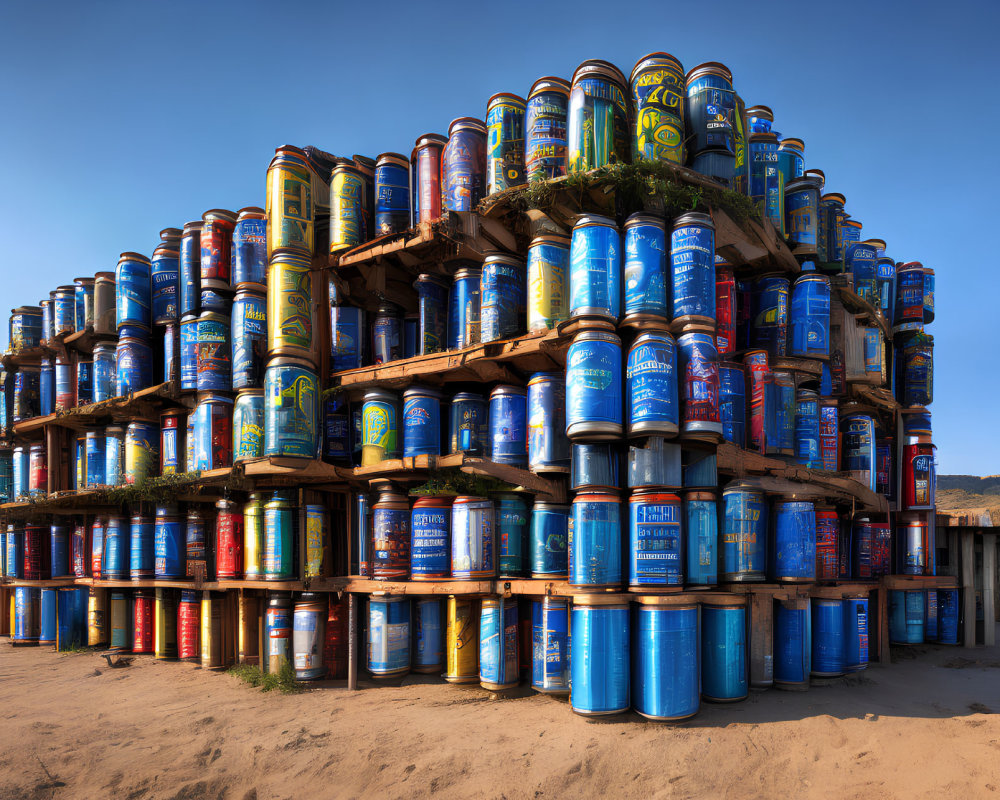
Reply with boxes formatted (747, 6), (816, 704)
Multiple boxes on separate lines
(876, 587), (891, 665)
(983, 533), (997, 647)
(961, 531), (977, 648)
(347, 592), (358, 691)
(748, 592), (774, 688)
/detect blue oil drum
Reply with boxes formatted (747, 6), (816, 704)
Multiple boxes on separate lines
(818, 193), (847, 263)
(567, 59), (630, 172)
(448, 266), (482, 349)
(495, 492), (529, 577)
(154, 504), (184, 579)
(93, 343), (115, 402)
(718, 361), (746, 447)
(442, 117), (487, 213)
(842, 414), (876, 492)
(355, 492), (371, 576)
(124, 421), (159, 484)
(231, 286), (266, 389)
(570, 490), (621, 587)
(49, 523), (70, 577)
(54, 356), (74, 411)
(116, 252), (151, 330)
(374, 153), (411, 235)
(569, 214), (621, 321)
(749, 132), (783, 232)
(372, 487), (410, 580)
(232, 207), (267, 285)
(116, 337), (152, 396)
(53, 285), (76, 336)
(685, 491), (718, 587)
(571, 443), (619, 490)
(196, 311), (232, 392)
(526, 372), (569, 474)
(894, 262), (926, 330)
(622, 213), (668, 322)
(0, 453), (10, 504)
(771, 499), (816, 582)
(701, 602), (747, 701)
(525, 77), (569, 182)
(690, 149), (736, 185)
(684, 62), (736, 157)
(531, 597), (570, 693)
(179, 313), (199, 391)
(101, 517), (132, 579)
(488, 385), (527, 466)
(13, 365), (41, 422)
(889, 590), (925, 644)
(413, 598), (444, 674)
(937, 589), (959, 645)
(39, 358), (54, 415)
(846, 241), (878, 303)
(449, 392), (487, 455)
(530, 501), (569, 578)
(328, 302), (365, 372)
(104, 426), (125, 486)
(633, 601), (699, 720)
(479, 597), (519, 690)
(752, 275), (789, 357)
(263, 491), (295, 580)
(264, 358), (318, 458)
(371, 304), (401, 365)
(777, 138), (805, 185)
(413, 274), (449, 355)
(14, 587), (40, 642)
(361, 389), (400, 465)
(129, 514), (155, 579)
(481, 253), (525, 342)
(321, 392), (351, 462)
(180, 222), (202, 316)
(746, 105), (773, 134)
(403, 386), (442, 457)
(40, 588), (58, 645)
(630, 52), (685, 164)
(795, 389), (821, 468)
(900, 332), (934, 407)
(292, 595), (327, 680)
(876, 258), (896, 324)
(923, 268), (935, 323)
(843, 597), (869, 671)
(9, 305), (43, 351)
(897, 516), (927, 576)
(811, 599), (846, 677)
(6, 526), (24, 579)
(486, 91), (526, 195)
(677, 327), (722, 438)
(410, 496), (451, 580)
(784, 174), (822, 254)
(774, 599), (811, 690)
(721, 484), (768, 581)
(842, 219), (863, 261)
(789, 273), (830, 358)
(570, 597), (629, 715)
(526, 233), (570, 333)
(151, 242), (179, 324)
(368, 596), (411, 677)
(925, 590), (938, 641)
(626, 329), (679, 439)
(628, 490), (682, 587)
(89, 519), (105, 579)
(233, 388), (265, 462)
(566, 329), (622, 440)
(40, 299), (54, 343)
(451, 496), (495, 579)
(671, 212), (715, 324)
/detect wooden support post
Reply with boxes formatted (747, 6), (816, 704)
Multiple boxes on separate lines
(748, 593), (773, 688)
(347, 591), (358, 691)
(947, 528), (960, 578)
(46, 424), (58, 495)
(961, 531), (976, 648)
(876, 587), (891, 665)
(983, 533), (996, 647)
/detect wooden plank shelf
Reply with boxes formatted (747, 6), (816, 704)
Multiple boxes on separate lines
(1, 345), (49, 368)
(332, 328), (570, 392)
(0, 578), (78, 588)
(343, 577), (494, 595)
(832, 276), (891, 340)
(881, 574), (959, 590)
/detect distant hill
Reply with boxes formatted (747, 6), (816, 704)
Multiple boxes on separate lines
(937, 475), (1000, 525)
(937, 475), (1000, 494)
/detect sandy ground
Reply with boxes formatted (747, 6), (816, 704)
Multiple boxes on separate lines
(1, 639), (999, 800)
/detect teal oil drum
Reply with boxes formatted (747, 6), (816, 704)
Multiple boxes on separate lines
(774, 598), (811, 690)
(889, 590), (925, 644)
(701, 600), (748, 702)
(264, 357), (318, 458)
(570, 596), (629, 716)
(633, 599), (699, 720)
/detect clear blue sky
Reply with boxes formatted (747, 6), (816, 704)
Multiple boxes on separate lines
(1, 0), (997, 474)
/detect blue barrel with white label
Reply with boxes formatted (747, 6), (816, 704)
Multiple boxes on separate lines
(413, 598), (444, 673)
(103, 519), (131, 580)
(671, 212), (715, 326)
(479, 597), (519, 690)
(701, 600), (747, 701)
(488, 385), (527, 466)
(116, 252), (151, 331)
(368, 596), (411, 677)
(795, 388), (821, 469)
(789, 273), (830, 358)
(14, 586), (40, 642)
(129, 514), (155, 580)
(496, 492), (529, 577)
(633, 599), (699, 720)
(531, 597), (570, 694)
(329, 302), (365, 372)
(451, 496), (495, 579)
(774, 598), (811, 690)
(449, 392), (488, 456)
(53, 285), (76, 336)
(39, 358), (54, 415)
(402, 385), (442, 458)
(937, 589), (959, 645)
(232, 286), (266, 389)
(530, 501), (569, 578)
(889, 590), (925, 644)
(410, 496), (451, 580)
(749, 132), (783, 231)
(566, 329), (622, 440)
(481, 253), (525, 343)
(843, 596), (869, 671)
(264, 358), (318, 458)
(570, 490), (621, 587)
(626, 330), (678, 437)
(569, 214), (621, 321)
(784, 174), (822, 254)
(570, 596), (629, 716)
(721, 484), (768, 581)
(622, 213), (668, 324)
(842, 413), (876, 492)
(92, 343), (115, 402)
(49, 523), (70, 578)
(40, 588), (58, 645)
(448, 266), (482, 350)
(6, 526), (24, 579)
(151, 241), (179, 325)
(179, 313), (198, 391)
(232, 207), (266, 285)
(233, 388), (264, 462)
(413, 273), (449, 355)
(527, 372), (569, 473)
(686, 491), (718, 587)
(628, 490), (682, 587)
(752, 275), (789, 358)
(876, 257), (896, 324)
(115, 337), (152, 396)
(374, 153), (411, 235)
(154, 504), (184, 579)
(718, 361), (746, 447)
(771, 499), (816, 582)
(811, 599), (845, 677)
(845, 241), (878, 303)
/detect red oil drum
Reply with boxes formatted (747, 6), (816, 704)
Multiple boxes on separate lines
(215, 499), (244, 579)
(902, 436), (936, 510)
(814, 507), (839, 581)
(324, 594), (349, 679)
(178, 589), (200, 661)
(133, 591), (154, 654)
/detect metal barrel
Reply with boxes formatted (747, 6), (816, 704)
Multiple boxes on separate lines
(936, 589), (959, 645)
(372, 485), (410, 580)
(810, 599), (846, 677)
(178, 590), (200, 661)
(626, 330), (678, 437)
(701, 600), (748, 702)
(843, 596), (869, 671)
(889, 590), (924, 644)
(496, 492), (529, 578)
(567, 59), (630, 173)
(480, 253), (526, 342)
(444, 596), (480, 683)
(154, 588), (178, 660)
(569, 214), (621, 321)
(721, 484), (768, 581)
(367, 595), (411, 678)
(450, 496), (495, 579)
(633, 599), (700, 720)
(448, 392), (487, 456)
(671, 213), (715, 326)
(486, 92), (526, 195)
(479, 596), (519, 691)
(293, 594), (327, 680)
(413, 598), (444, 674)
(628, 490), (682, 588)
(133, 591), (154, 654)
(442, 117), (487, 213)
(39, 588), (58, 645)
(153, 504), (184, 579)
(770, 499), (816, 582)
(531, 597), (570, 694)
(264, 357), (318, 458)
(570, 490), (622, 588)
(569, 595), (629, 716)
(773, 598), (811, 690)
(402, 386), (442, 458)
(410, 496), (452, 580)
(264, 594), (292, 673)
(566, 329), (623, 440)
(529, 501), (569, 578)
(685, 491), (718, 587)
(526, 234), (569, 332)
(488, 385), (527, 466)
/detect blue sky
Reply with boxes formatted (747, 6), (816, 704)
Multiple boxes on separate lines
(1, 0), (997, 474)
